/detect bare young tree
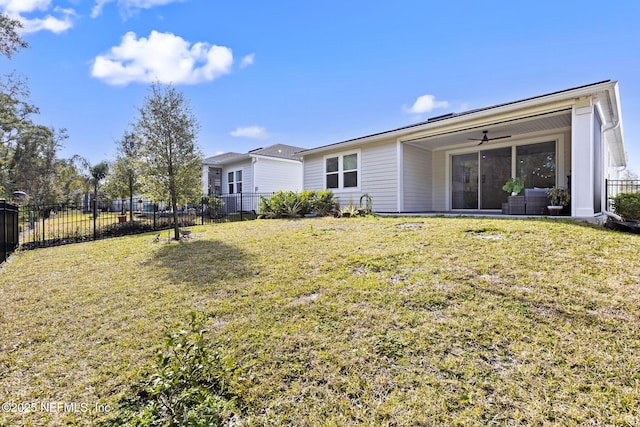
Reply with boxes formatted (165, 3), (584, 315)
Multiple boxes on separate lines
(134, 83), (202, 240)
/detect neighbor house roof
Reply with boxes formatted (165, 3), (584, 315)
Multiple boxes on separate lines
(299, 80), (625, 166)
(204, 143), (306, 166)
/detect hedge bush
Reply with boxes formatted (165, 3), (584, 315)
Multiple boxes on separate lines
(610, 192), (640, 221)
(259, 190), (336, 218)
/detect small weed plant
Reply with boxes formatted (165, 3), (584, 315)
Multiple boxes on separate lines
(101, 312), (237, 427)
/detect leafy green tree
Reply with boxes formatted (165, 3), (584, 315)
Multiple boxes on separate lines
(8, 124), (67, 205)
(57, 159), (87, 205)
(105, 130), (142, 220)
(134, 83), (202, 240)
(0, 73), (40, 198)
(0, 12), (29, 197)
(0, 13), (28, 58)
(71, 156), (110, 213)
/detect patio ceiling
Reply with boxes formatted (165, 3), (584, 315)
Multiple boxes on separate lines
(402, 109), (572, 151)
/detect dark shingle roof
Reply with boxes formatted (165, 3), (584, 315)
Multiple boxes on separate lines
(249, 144), (306, 160)
(203, 144), (305, 165)
(203, 151), (246, 164)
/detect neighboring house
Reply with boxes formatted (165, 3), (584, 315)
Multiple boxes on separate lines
(300, 80), (626, 219)
(202, 144), (305, 196)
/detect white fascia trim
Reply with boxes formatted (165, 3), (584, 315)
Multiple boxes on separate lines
(397, 139), (404, 212)
(249, 154), (303, 164)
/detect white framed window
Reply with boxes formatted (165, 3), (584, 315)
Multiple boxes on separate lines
(228, 170), (243, 193)
(324, 150), (360, 190)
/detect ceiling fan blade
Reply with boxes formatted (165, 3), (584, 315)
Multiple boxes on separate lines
(488, 135), (512, 140)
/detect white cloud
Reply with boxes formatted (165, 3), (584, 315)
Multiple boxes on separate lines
(403, 94), (449, 114)
(0, 0), (75, 34)
(0, 0), (50, 14)
(20, 8), (75, 34)
(91, 30), (234, 85)
(91, 0), (185, 18)
(230, 126), (270, 140)
(240, 53), (255, 69)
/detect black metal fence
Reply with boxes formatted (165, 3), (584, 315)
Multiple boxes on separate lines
(205, 192), (272, 223)
(605, 179), (640, 211)
(14, 193), (274, 249)
(1, 200), (19, 263)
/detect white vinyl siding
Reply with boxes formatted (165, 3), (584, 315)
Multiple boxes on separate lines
(303, 139), (398, 212)
(403, 144), (432, 211)
(222, 161), (252, 195)
(303, 156), (324, 190)
(253, 158), (303, 193)
(431, 150), (447, 211)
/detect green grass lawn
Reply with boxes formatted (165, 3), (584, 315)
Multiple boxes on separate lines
(1, 216), (639, 426)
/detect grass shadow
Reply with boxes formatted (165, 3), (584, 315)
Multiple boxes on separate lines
(146, 237), (257, 289)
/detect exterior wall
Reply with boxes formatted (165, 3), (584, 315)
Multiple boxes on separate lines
(253, 158), (303, 193)
(201, 165), (209, 195)
(303, 138), (398, 212)
(402, 144), (432, 211)
(222, 160), (253, 195)
(571, 103), (596, 217)
(431, 150), (447, 211)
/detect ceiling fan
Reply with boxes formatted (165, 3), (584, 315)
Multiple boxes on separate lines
(469, 130), (511, 145)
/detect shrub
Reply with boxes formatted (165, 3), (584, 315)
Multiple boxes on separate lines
(100, 312), (237, 427)
(260, 190), (336, 219)
(203, 196), (225, 219)
(610, 192), (640, 221)
(311, 190), (337, 216)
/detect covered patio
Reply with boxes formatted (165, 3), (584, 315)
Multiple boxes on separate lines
(397, 81), (625, 219)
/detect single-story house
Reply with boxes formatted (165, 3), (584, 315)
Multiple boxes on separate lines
(201, 143), (305, 196)
(300, 80), (626, 219)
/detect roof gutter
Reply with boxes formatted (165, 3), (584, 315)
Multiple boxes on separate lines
(601, 82), (627, 167)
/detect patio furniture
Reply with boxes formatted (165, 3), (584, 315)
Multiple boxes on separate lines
(501, 189), (550, 215)
(524, 188), (549, 215)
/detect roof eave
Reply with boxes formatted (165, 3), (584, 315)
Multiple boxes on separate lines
(300, 80), (619, 157)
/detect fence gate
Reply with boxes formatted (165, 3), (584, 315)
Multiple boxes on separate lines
(1, 200), (19, 264)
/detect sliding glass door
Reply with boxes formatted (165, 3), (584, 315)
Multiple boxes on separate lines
(451, 153), (478, 209)
(480, 147), (511, 209)
(451, 142), (557, 211)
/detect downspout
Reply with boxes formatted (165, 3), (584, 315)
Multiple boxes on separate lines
(601, 120), (623, 215)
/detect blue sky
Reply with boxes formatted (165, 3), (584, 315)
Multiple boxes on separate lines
(1, 0), (639, 171)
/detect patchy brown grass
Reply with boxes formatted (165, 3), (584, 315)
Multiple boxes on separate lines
(1, 216), (639, 426)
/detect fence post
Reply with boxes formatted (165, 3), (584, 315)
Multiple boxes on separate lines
(2, 201), (6, 263)
(93, 199), (97, 240)
(153, 203), (157, 231)
(240, 192), (243, 221)
(605, 179), (608, 211)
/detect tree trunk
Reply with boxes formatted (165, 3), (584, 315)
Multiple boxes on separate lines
(129, 175), (134, 222)
(172, 193), (179, 240)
